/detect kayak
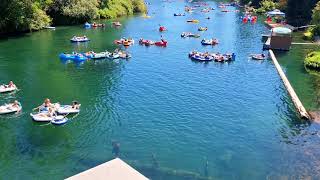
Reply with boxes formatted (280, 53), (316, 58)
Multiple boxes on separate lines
(57, 105), (81, 114)
(0, 104), (21, 115)
(0, 85), (17, 93)
(30, 113), (66, 122)
(51, 118), (68, 125)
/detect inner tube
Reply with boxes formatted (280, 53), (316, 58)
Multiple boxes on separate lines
(0, 86), (16, 93)
(51, 117), (68, 125)
(57, 105), (81, 114)
(0, 105), (21, 115)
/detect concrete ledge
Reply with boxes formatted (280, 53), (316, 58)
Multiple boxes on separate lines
(66, 158), (149, 180)
(269, 50), (310, 119)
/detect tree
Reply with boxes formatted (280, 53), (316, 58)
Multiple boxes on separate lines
(286, 0), (318, 26)
(312, 1), (320, 25)
(62, 0), (99, 22)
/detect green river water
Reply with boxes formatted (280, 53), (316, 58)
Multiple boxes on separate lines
(1, 0), (320, 179)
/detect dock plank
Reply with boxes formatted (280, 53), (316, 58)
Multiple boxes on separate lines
(66, 158), (149, 180)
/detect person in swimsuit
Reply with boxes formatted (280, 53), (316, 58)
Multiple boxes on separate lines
(7, 81), (16, 88)
(34, 98), (54, 112)
(71, 101), (80, 109)
(11, 100), (21, 108)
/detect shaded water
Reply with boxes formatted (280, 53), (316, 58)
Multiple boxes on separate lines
(1, 0), (320, 179)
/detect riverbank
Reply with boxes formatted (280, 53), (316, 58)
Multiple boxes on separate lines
(0, 0), (146, 36)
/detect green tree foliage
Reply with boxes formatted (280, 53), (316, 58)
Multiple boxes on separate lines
(62, 0), (99, 22)
(30, 3), (52, 30)
(305, 51), (320, 70)
(98, 0), (146, 19)
(312, 1), (320, 25)
(240, 0), (318, 26)
(0, 0), (146, 34)
(0, 0), (51, 33)
(286, 0), (318, 26)
(256, 0), (278, 14)
(277, 0), (287, 11)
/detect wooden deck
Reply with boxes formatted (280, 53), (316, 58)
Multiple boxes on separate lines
(264, 21), (295, 30)
(291, 42), (319, 45)
(66, 158), (149, 180)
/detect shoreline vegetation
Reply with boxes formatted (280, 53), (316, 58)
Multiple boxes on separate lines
(303, 1), (320, 71)
(238, 0), (320, 71)
(0, 0), (146, 35)
(305, 51), (320, 70)
(239, 0), (318, 26)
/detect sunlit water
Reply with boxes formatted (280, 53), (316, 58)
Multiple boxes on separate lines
(1, 0), (320, 179)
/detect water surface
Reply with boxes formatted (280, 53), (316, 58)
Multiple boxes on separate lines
(1, 0), (320, 179)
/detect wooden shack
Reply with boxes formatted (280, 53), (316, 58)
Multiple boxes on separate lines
(264, 27), (292, 51)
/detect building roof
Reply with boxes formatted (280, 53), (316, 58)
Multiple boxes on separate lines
(66, 158), (149, 180)
(272, 27), (292, 34)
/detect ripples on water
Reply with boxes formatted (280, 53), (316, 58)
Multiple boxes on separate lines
(0, 0), (320, 179)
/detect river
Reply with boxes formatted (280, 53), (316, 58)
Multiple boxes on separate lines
(1, 0), (320, 179)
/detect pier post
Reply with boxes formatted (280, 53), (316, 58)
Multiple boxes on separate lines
(269, 50), (311, 119)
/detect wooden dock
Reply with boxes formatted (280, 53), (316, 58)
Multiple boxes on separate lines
(291, 42), (319, 45)
(264, 21), (295, 30)
(269, 50), (310, 119)
(293, 25), (316, 31)
(66, 158), (149, 180)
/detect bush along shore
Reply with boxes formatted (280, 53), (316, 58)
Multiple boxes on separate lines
(239, 0), (318, 26)
(305, 51), (320, 70)
(0, 0), (146, 35)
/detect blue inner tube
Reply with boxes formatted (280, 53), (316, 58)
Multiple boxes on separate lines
(84, 23), (91, 28)
(73, 55), (87, 62)
(51, 118), (68, 125)
(191, 55), (212, 61)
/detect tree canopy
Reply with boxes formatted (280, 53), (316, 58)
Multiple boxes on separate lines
(0, 0), (146, 34)
(241, 0), (318, 26)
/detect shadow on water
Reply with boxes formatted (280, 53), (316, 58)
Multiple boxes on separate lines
(66, 141), (215, 180)
(69, 155), (215, 180)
